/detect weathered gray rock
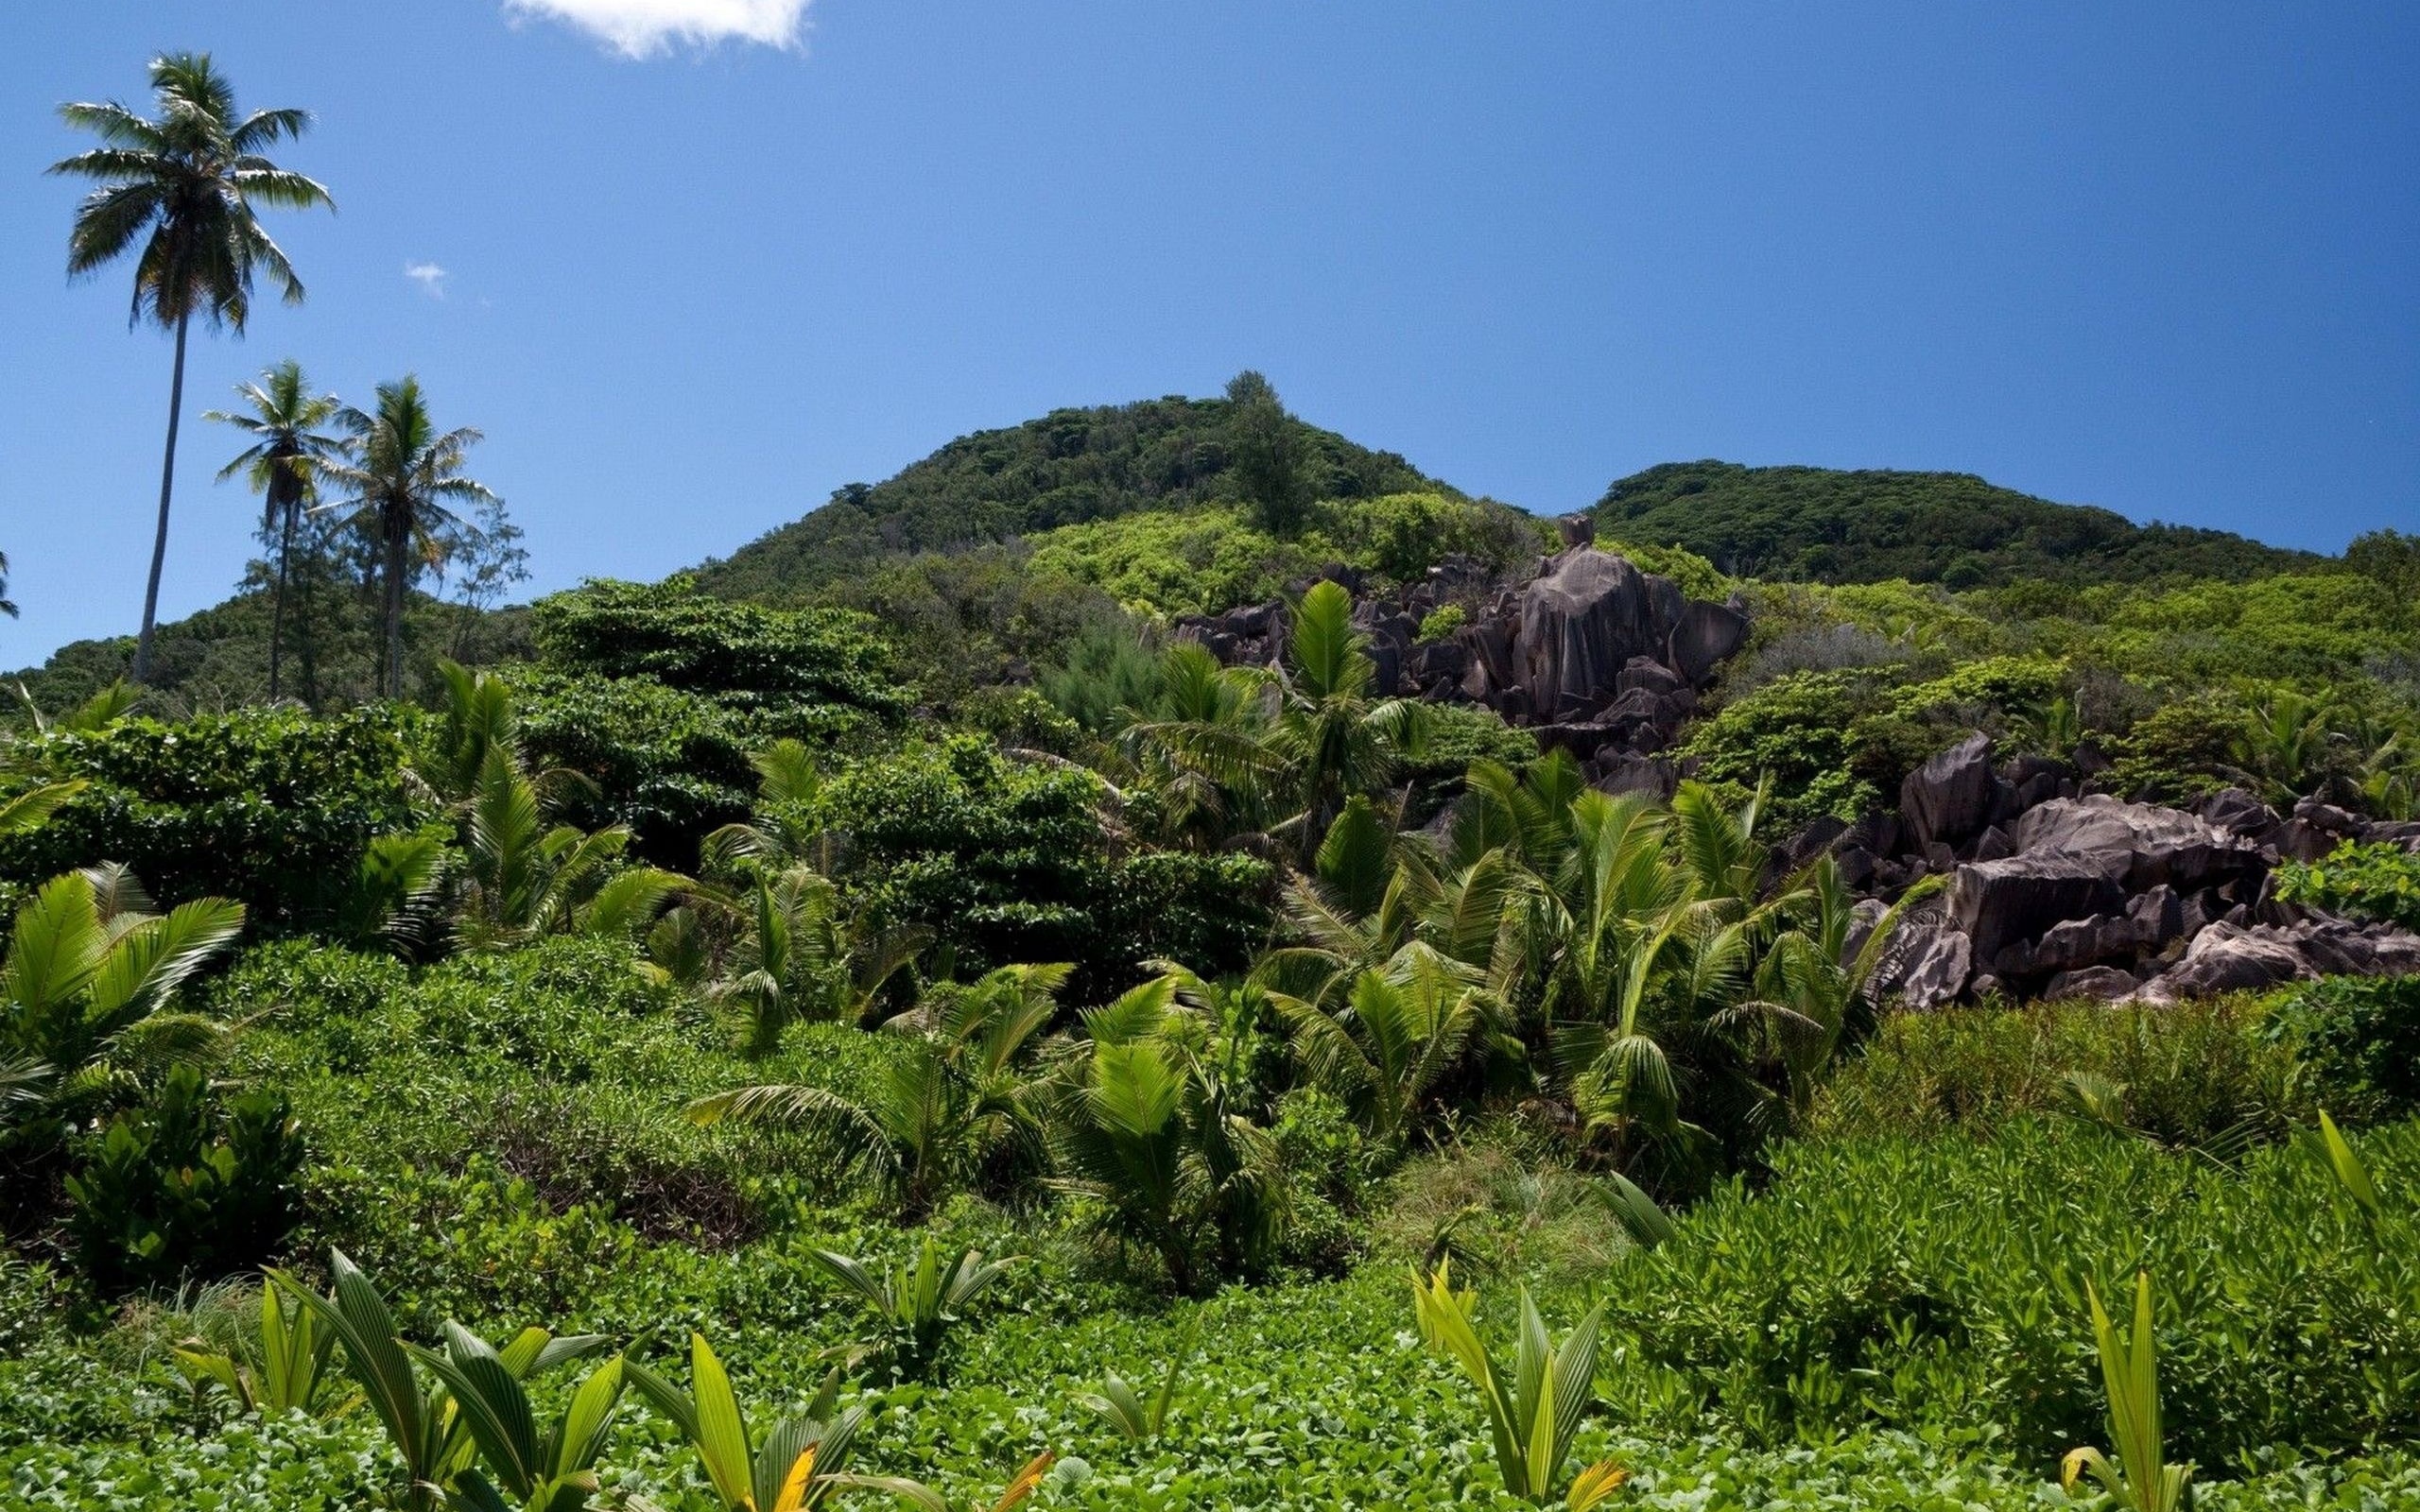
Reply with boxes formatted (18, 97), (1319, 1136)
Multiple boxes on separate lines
(1666, 599), (1750, 686)
(1591, 753), (1676, 801)
(1871, 903), (1973, 1009)
(2288, 917), (2420, 977)
(2010, 796), (2265, 894)
(1616, 657), (1685, 698)
(2135, 922), (2311, 1000)
(1949, 851), (2129, 968)
(2046, 965), (2140, 1001)
(2197, 787), (2279, 839)
(1512, 549), (1679, 722)
(1901, 732), (1996, 851)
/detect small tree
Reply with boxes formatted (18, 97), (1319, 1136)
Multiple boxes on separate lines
(1225, 370), (1310, 537)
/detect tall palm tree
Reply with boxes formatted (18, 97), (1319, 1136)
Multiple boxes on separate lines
(320, 377), (497, 697)
(205, 361), (342, 700)
(49, 53), (333, 685)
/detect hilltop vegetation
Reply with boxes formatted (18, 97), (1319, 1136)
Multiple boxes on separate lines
(693, 389), (1458, 604)
(1596, 459), (2325, 587)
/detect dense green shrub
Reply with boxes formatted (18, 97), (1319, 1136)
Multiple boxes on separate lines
(63, 1066), (304, 1296)
(809, 542), (1131, 707)
(217, 937), (901, 1273)
(1027, 506), (1328, 616)
(530, 576), (907, 716)
(1677, 669), (1889, 829)
(510, 579), (910, 861)
(2263, 976), (2420, 1122)
(1812, 999), (2308, 1149)
(816, 735), (1271, 993)
(1603, 1117), (2420, 1468)
(510, 668), (799, 860)
(0, 706), (417, 928)
(1026, 494), (1543, 621)
(2277, 840), (2420, 934)
(1595, 459), (2320, 586)
(693, 393), (1446, 602)
(2102, 693), (2253, 802)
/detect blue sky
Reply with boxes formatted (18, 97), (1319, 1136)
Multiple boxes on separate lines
(5, 2), (2416, 664)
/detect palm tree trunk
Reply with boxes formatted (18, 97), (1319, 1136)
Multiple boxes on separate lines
(383, 506), (407, 699)
(130, 308), (191, 685)
(267, 495), (295, 701)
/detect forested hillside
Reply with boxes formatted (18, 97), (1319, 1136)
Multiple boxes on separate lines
(693, 385), (1456, 602)
(1596, 458), (2325, 586)
(12, 373), (2420, 1511)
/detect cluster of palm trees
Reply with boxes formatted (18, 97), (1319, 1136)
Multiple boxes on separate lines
(49, 52), (498, 697)
(660, 593), (1932, 1290)
(1070, 578), (1427, 859)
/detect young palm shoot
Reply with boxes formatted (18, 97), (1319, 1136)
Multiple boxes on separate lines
(1409, 1260), (1626, 1507)
(626, 1333), (873, 1512)
(811, 1236), (1016, 1380)
(411, 1323), (629, 1512)
(2061, 1272), (2192, 1512)
(1073, 1323), (1197, 1444)
(2317, 1109), (2384, 1222)
(271, 1250), (610, 1510)
(172, 1276), (337, 1416)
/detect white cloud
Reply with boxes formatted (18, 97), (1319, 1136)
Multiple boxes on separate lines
(404, 261), (449, 298)
(503, 0), (811, 57)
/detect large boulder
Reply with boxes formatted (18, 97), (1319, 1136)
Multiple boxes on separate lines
(1666, 599), (1750, 685)
(2134, 922), (2312, 1000)
(1869, 902), (1972, 1009)
(1512, 550), (1679, 723)
(1948, 851), (2128, 969)
(1901, 732), (1997, 851)
(2010, 796), (2264, 894)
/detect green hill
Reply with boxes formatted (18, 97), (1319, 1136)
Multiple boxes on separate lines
(692, 393), (1454, 602)
(1593, 459), (2322, 588)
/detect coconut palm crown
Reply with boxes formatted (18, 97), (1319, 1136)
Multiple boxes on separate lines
(205, 360), (343, 700)
(317, 376), (498, 698)
(49, 52), (333, 684)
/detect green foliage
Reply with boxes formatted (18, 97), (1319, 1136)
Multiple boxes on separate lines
(532, 578), (904, 716)
(1408, 1261), (1620, 1506)
(2061, 1272), (2193, 1512)
(1026, 494), (1543, 620)
(1225, 371), (1314, 537)
(1814, 998), (2308, 1150)
(1027, 507), (1327, 617)
(1072, 1325), (1194, 1445)
(625, 1333), (873, 1511)
(812, 735), (1270, 994)
(0, 705), (417, 928)
(1600, 1117), (2420, 1467)
(1596, 459), (2319, 586)
(516, 580), (908, 859)
(1674, 670), (1887, 829)
(2262, 977), (2420, 1123)
(64, 1065), (303, 1295)
(693, 394), (1446, 602)
(1415, 604), (1466, 644)
(809, 1237), (1016, 1382)
(0, 867), (246, 1191)
(171, 1278), (339, 1418)
(2276, 840), (2420, 934)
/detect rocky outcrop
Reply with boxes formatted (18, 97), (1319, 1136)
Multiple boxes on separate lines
(1176, 544), (1743, 792)
(1838, 733), (2420, 1007)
